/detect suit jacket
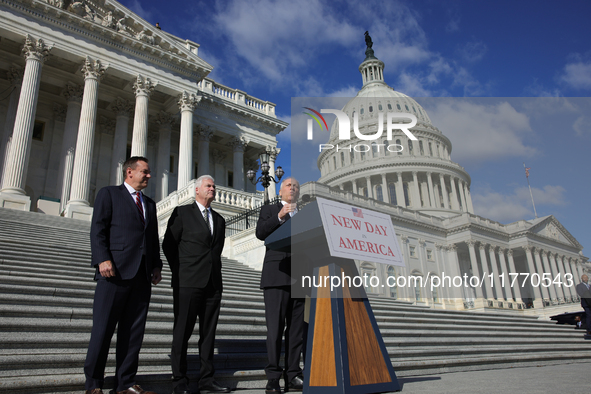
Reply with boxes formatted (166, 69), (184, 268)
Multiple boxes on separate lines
(90, 184), (162, 281)
(256, 201), (293, 289)
(576, 282), (591, 308)
(162, 202), (226, 290)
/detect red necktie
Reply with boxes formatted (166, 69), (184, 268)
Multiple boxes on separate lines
(135, 192), (145, 226)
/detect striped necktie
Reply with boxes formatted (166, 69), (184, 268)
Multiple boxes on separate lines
(203, 208), (212, 235)
(135, 192), (145, 226)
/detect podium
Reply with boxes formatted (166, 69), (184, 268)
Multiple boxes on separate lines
(265, 200), (400, 394)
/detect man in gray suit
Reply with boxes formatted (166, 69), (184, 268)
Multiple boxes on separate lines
(84, 156), (162, 394)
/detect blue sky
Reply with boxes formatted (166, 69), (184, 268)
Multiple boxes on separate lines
(119, 0), (591, 253)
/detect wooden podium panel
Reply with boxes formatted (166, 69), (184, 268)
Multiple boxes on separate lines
(304, 263), (400, 394)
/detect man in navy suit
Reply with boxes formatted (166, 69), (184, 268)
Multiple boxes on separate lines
(163, 175), (230, 394)
(576, 274), (591, 335)
(84, 156), (162, 394)
(256, 177), (305, 394)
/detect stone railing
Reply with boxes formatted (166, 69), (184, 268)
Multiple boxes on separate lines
(198, 78), (276, 117)
(156, 180), (263, 218)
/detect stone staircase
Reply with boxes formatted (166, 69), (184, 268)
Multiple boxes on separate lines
(0, 207), (589, 394)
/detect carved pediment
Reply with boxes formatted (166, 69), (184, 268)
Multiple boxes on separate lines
(31, 0), (212, 79)
(529, 216), (582, 249)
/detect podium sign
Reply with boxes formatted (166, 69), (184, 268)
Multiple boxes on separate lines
(316, 197), (404, 266)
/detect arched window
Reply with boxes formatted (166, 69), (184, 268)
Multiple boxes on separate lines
(369, 106), (373, 113)
(360, 108), (364, 115)
(376, 185), (383, 202)
(340, 151), (345, 166)
(405, 105), (409, 111)
(387, 103), (392, 110)
(350, 151), (355, 163)
(333, 156), (337, 170)
(436, 143), (440, 157)
(419, 140), (424, 155)
(407, 139), (414, 155)
(396, 139), (402, 155)
(403, 182), (411, 206)
(383, 139), (390, 155)
(432, 281), (439, 303)
(388, 266), (397, 298)
(428, 142), (433, 156)
(378, 104), (383, 111)
(396, 104), (401, 110)
(372, 143), (378, 158)
(388, 183), (397, 205)
(360, 150), (365, 160)
(360, 262), (377, 293)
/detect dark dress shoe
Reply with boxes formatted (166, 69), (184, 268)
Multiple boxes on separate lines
(116, 385), (156, 394)
(200, 381), (231, 393)
(285, 375), (304, 392)
(265, 378), (281, 394)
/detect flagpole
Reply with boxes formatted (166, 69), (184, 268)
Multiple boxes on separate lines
(524, 162), (538, 219)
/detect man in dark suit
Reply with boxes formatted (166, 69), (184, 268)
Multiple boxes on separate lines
(576, 274), (591, 335)
(256, 177), (305, 394)
(162, 175), (230, 394)
(84, 156), (162, 394)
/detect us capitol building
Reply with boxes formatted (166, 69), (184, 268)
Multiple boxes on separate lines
(296, 40), (589, 312)
(0, 0), (587, 313)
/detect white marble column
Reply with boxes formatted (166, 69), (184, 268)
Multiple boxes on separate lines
(267, 145), (280, 198)
(411, 171), (421, 208)
(426, 172), (436, 208)
(478, 243), (494, 300)
(197, 126), (214, 177)
(522, 246), (543, 307)
(352, 179), (358, 195)
(64, 57), (106, 219)
(505, 249), (523, 302)
(177, 92), (200, 188)
(56, 83), (83, 212)
(464, 183), (474, 213)
(540, 249), (557, 302)
(488, 245), (504, 300)
(532, 247), (551, 301)
(458, 180), (468, 212)
(0, 67), (23, 181)
(365, 176), (373, 199)
(449, 177), (460, 210)
(548, 252), (567, 302)
(229, 136), (248, 191)
(381, 173), (390, 204)
(130, 75), (155, 157)
(0, 36), (51, 210)
(109, 98), (133, 185)
(395, 172), (405, 207)
(439, 174), (450, 209)
(155, 111), (174, 200)
(560, 255), (575, 301)
(466, 240), (484, 299)
(212, 149), (227, 187)
(446, 244), (465, 309)
(497, 248), (513, 301)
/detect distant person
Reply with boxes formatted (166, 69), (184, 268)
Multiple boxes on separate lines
(575, 315), (584, 329)
(163, 175), (230, 394)
(84, 156), (162, 394)
(575, 274), (591, 336)
(155, 22), (161, 29)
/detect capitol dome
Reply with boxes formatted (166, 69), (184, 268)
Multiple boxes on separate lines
(318, 45), (473, 218)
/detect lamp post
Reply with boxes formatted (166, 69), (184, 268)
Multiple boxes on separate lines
(247, 151), (284, 204)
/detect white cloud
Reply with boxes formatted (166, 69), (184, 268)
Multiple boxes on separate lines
(124, 0), (153, 21)
(573, 115), (591, 137)
(559, 61), (591, 90)
(424, 100), (537, 166)
(472, 185), (567, 223)
(458, 40), (487, 63)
